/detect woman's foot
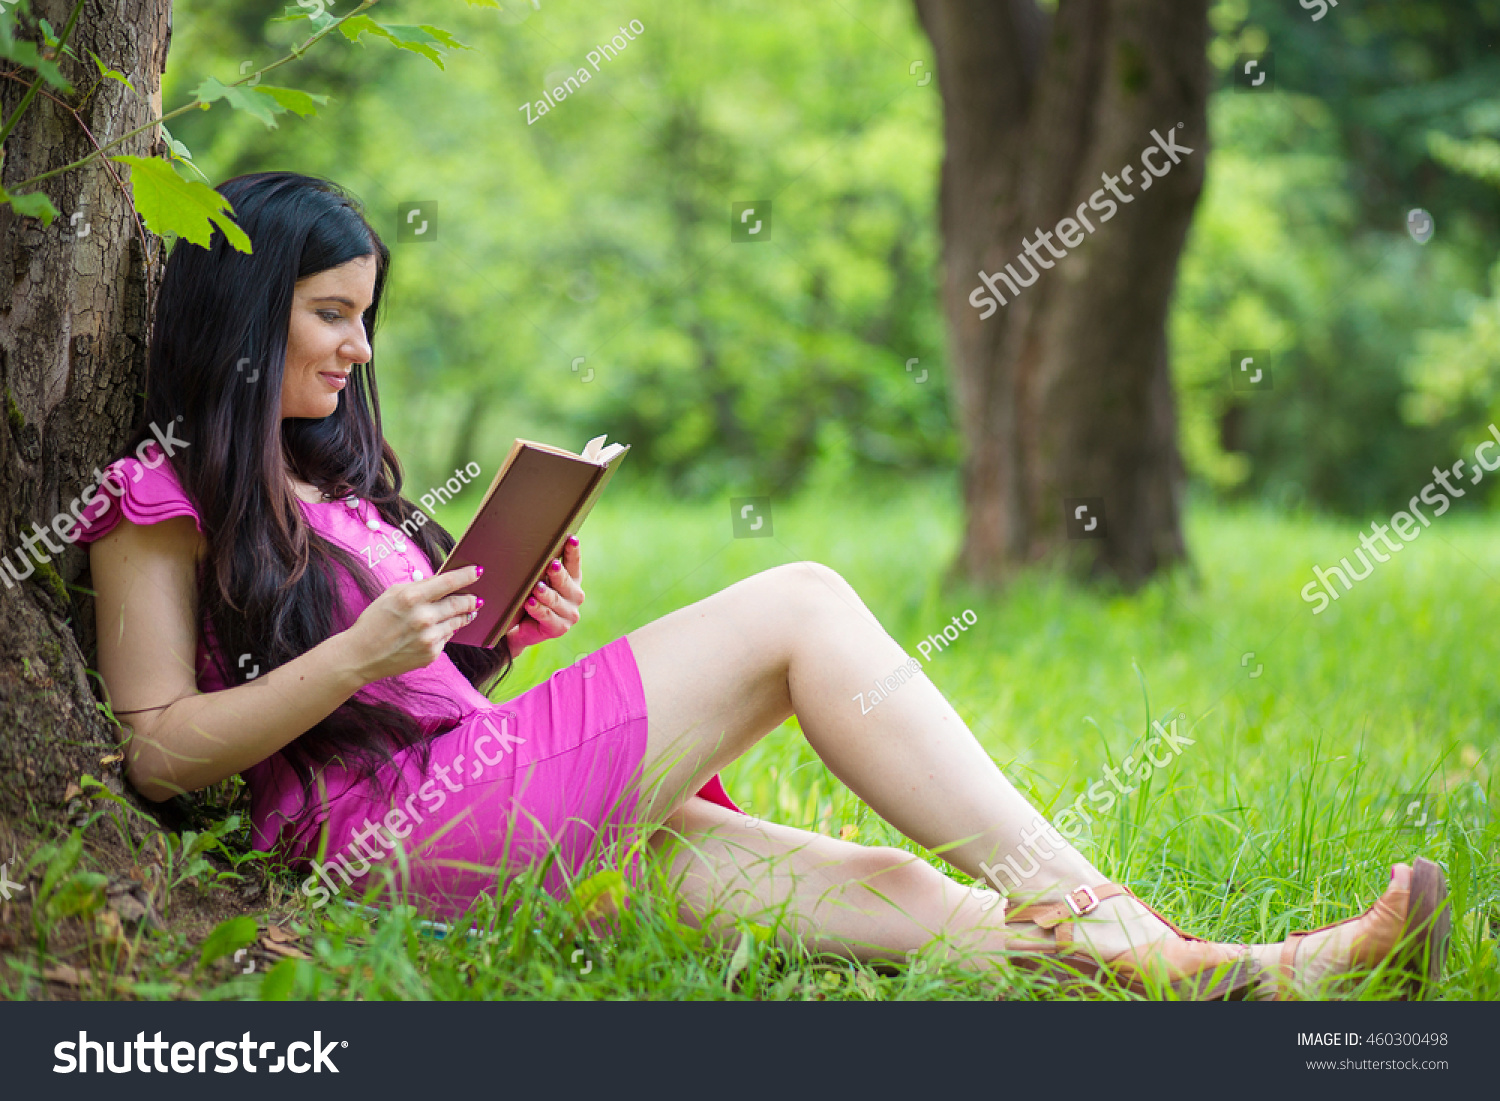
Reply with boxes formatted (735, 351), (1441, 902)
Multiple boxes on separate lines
(1247, 859), (1450, 999)
(1001, 883), (1261, 999)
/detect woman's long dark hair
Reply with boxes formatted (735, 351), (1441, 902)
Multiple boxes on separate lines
(123, 171), (508, 817)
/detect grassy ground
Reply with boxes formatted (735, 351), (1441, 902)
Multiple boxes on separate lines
(4, 477), (1496, 1000)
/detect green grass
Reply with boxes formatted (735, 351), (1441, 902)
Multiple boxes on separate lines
(6, 478), (1497, 1000)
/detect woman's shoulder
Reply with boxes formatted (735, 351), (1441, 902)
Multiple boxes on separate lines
(73, 430), (202, 545)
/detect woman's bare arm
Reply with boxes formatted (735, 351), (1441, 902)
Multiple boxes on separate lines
(90, 516), (480, 802)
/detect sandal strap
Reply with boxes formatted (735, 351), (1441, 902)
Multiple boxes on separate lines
(1280, 931), (1310, 976)
(1008, 883), (1131, 931)
(1003, 883), (1266, 998)
(1273, 929), (1327, 1001)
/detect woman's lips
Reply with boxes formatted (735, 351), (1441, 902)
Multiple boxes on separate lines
(319, 371), (348, 390)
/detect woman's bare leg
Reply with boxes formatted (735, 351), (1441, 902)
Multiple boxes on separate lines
(625, 561), (1181, 960)
(644, 795), (1011, 969)
(626, 562), (1432, 991)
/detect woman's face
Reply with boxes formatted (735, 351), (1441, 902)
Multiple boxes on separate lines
(279, 254), (377, 420)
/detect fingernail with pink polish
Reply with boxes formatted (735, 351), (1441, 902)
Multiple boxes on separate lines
(567, 535), (579, 547)
(549, 560), (561, 572)
(526, 596), (537, 608)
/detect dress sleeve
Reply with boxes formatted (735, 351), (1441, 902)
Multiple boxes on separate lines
(71, 441), (202, 545)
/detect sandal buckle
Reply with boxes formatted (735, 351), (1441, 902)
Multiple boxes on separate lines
(1066, 885), (1101, 917)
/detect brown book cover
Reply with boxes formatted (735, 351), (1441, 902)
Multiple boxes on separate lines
(438, 435), (629, 648)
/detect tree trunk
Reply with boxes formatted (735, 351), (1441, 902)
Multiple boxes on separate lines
(0, 0), (170, 823)
(914, 0), (1206, 587)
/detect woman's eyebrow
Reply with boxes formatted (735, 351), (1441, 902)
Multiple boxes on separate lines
(309, 295), (360, 307)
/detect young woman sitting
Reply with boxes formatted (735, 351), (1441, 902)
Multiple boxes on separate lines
(79, 172), (1449, 1000)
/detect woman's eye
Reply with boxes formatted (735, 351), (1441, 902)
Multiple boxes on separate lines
(318, 310), (342, 322)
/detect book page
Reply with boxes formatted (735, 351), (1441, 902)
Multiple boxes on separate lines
(520, 439), (585, 459)
(581, 434), (608, 462)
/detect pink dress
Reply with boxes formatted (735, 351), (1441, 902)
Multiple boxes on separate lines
(75, 443), (739, 920)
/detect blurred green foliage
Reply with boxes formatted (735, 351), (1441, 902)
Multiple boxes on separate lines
(1192, 0), (1500, 514)
(158, 0), (1500, 515)
(164, 0), (951, 499)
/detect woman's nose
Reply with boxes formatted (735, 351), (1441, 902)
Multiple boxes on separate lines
(344, 321), (372, 363)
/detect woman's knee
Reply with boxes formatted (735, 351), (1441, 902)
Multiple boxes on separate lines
(751, 560), (859, 612)
(841, 844), (941, 893)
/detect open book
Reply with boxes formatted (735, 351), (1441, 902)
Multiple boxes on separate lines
(438, 434), (629, 648)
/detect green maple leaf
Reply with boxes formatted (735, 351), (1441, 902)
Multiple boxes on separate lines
(339, 16), (470, 69)
(259, 84), (329, 118)
(111, 155), (251, 251)
(1, 186), (60, 226)
(194, 76), (286, 128)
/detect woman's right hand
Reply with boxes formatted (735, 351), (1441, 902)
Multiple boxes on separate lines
(341, 565), (483, 684)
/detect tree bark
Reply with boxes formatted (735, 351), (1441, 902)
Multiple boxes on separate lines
(0, 0), (170, 823)
(914, 0), (1206, 587)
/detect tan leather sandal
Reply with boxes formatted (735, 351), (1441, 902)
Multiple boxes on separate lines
(1272, 858), (1450, 1000)
(1006, 883), (1262, 1000)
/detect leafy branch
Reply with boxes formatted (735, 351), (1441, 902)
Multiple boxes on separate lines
(0, 0), (473, 246)
(0, 0), (85, 149)
(0, 65), (152, 269)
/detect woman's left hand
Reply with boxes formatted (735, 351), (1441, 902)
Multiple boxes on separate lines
(506, 535), (584, 657)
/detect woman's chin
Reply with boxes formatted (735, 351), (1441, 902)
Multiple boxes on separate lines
(279, 397), (341, 420)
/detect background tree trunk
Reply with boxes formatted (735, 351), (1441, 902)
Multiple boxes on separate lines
(0, 0), (170, 825)
(914, 0), (1207, 587)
